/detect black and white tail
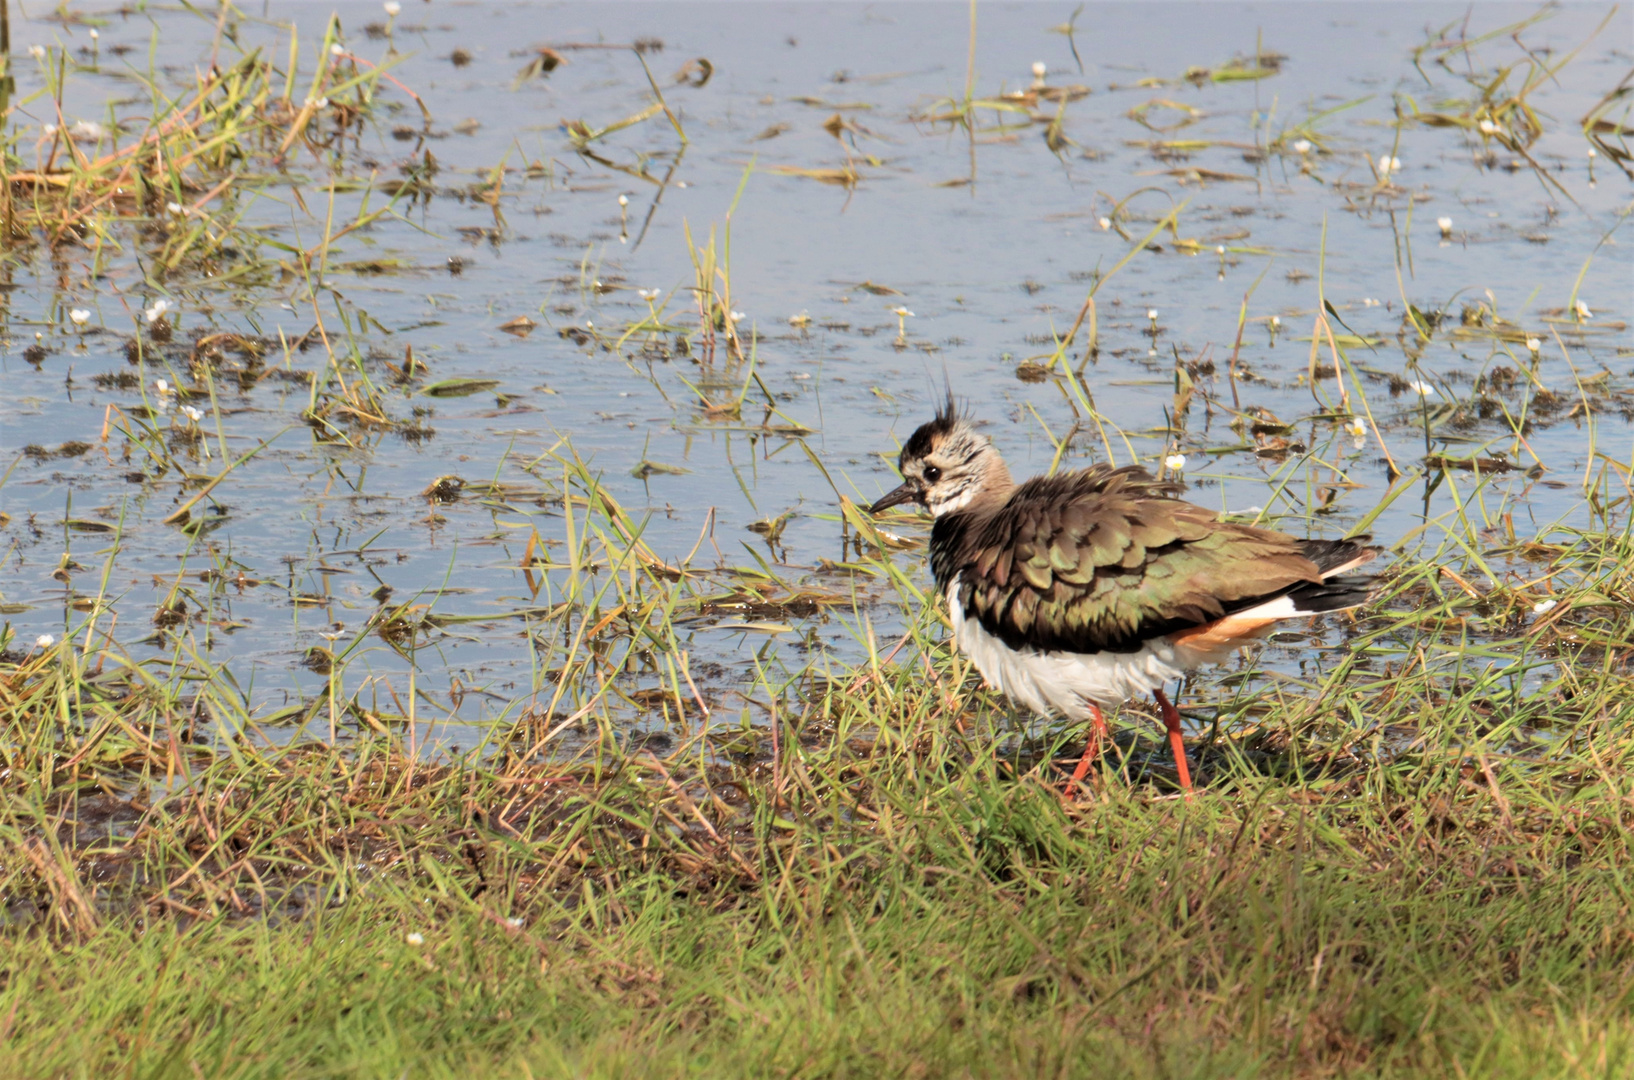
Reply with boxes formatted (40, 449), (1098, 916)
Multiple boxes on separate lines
(1286, 536), (1381, 615)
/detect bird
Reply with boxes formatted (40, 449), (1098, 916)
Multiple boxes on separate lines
(867, 398), (1380, 793)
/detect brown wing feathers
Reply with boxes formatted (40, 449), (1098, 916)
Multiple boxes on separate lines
(930, 465), (1362, 655)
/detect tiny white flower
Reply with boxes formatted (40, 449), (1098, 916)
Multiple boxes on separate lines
(1377, 154), (1401, 174)
(155, 379), (172, 394)
(330, 43), (345, 57)
(1575, 300), (1592, 320)
(1409, 380), (1435, 396)
(1147, 309), (1158, 321)
(1344, 417), (1367, 438)
(314, 97), (329, 110)
(505, 916), (524, 928)
(384, 0), (402, 14)
(35, 634), (54, 648)
(1270, 315), (1282, 329)
(145, 298), (171, 323)
(1097, 216), (1111, 230)
(1164, 453), (1187, 471)
(28, 45), (45, 60)
(181, 405), (204, 422)
(1436, 216), (1452, 234)
(1363, 298), (1381, 307)
(89, 29), (98, 40)
(1215, 245), (1225, 255)
(637, 288), (658, 300)
(69, 120), (105, 141)
(1532, 598), (1557, 614)
(68, 308), (90, 326)
(585, 320), (594, 329)
(729, 310), (745, 323)
(1588, 147), (1598, 159)
(676, 181), (687, 188)
(1477, 119), (1500, 135)
(1292, 139), (1312, 154)
(1525, 337), (1541, 353)
(617, 194), (628, 207)
(42, 124), (58, 137)
(891, 307), (913, 318)
(405, 932), (424, 946)
(166, 201), (183, 215)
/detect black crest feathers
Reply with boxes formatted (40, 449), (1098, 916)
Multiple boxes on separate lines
(902, 389), (963, 462)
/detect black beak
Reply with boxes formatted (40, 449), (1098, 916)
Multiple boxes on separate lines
(867, 483), (920, 515)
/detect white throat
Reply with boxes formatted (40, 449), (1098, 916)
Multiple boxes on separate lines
(929, 487), (978, 516)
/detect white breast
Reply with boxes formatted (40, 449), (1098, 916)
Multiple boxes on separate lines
(947, 574), (1186, 720)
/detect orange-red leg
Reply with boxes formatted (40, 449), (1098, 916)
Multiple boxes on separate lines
(1153, 687), (1194, 796)
(1065, 702), (1110, 790)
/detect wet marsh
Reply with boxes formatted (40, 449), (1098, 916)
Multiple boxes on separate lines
(1, 2), (1634, 1075)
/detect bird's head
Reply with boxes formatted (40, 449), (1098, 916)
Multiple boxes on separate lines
(868, 398), (1013, 518)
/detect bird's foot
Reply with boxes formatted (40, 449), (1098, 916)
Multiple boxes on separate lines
(1059, 703), (1109, 799)
(1153, 687), (1195, 799)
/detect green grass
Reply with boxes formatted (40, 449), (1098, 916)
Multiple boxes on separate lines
(3, 741), (1634, 1077)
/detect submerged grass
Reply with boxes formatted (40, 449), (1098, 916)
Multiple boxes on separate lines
(4, 10), (413, 281)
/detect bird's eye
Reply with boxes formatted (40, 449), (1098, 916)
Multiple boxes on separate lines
(923, 465), (942, 483)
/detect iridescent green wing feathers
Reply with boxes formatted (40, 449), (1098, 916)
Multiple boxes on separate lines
(936, 465), (1323, 653)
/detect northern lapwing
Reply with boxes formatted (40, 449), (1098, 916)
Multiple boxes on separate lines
(867, 399), (1380, 793)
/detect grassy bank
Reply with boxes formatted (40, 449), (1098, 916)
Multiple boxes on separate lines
(2, 734), (1633, 1077)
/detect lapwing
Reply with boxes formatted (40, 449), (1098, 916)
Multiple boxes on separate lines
(867, 399), (1380, 793)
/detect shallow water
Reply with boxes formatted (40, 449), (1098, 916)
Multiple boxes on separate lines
(1, 1), (1629, 744)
